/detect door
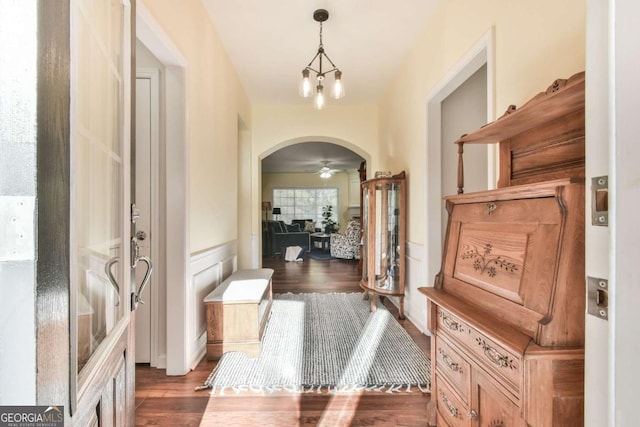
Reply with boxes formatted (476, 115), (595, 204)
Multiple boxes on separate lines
(69, 0), (145, 424)
(135, 71), (159, 364)
(587, 1), (640, 425)
(473, 371), (523, 427)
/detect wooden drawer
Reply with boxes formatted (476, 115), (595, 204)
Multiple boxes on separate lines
(437, 307), (522, 399)
(435, 374), (471, 427)
(435, 334), (471, 404)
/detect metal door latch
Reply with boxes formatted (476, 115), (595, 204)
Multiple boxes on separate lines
(587, 277), (608, 320)
(591, 176), (608, 226)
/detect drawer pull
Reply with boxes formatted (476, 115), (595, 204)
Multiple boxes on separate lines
(439, 391), (460, 419)
(476, 338), (517, 370)
(468, 410), (479, 419)
(438, 348), (462, 373)
(440, 311), (466, 333)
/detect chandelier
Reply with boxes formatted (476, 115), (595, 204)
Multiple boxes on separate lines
(300, 9), (344, 109)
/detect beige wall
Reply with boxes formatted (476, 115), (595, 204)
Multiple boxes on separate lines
(140, 0), (251, 253)
(252, 105), (378, 161)
(379, 0), (586, 246)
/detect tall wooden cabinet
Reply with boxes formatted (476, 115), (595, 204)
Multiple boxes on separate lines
(420, 72), (585, 426)
(360, 171), (406, 319)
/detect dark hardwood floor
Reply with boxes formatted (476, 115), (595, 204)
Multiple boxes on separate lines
(135, 254), (432, 426)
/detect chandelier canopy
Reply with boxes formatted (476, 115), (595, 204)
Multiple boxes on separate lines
(300, 9), (344, 109)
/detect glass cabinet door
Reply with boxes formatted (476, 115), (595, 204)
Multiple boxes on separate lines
(361, 186), (369, 282)
(373, 182), (401, 291)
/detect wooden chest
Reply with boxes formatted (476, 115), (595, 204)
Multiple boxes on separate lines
(204, 268), (274, 360)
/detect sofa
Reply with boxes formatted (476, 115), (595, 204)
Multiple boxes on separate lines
(263, 220), (311, 257)
(330, 219), (361, 260)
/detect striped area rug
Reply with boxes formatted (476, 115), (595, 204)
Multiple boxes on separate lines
(199, 292), (431, 394)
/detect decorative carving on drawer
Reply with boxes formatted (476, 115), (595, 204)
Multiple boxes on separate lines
(489, 420), (506, 427)
(460, 243), (518, 278)
(476, 338), (517, 370)
(439, 389), (462, 419)
(438, 347), (463, 373)
(439, 311), (468, 333)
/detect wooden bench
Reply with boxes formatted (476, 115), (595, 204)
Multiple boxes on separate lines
(204, 268), (274, 360)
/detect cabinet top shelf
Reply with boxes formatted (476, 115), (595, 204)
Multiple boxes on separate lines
(363, 170), (405, 185)
(454, 71), (584, 145)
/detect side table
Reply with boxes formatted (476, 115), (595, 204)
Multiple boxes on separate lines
(310, 232), (330, 252)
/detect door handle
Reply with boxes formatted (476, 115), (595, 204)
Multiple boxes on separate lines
(104, 256), (120, 306)
(131, 236), (153, 310)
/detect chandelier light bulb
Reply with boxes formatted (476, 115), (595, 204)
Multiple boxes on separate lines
(315, 84), (325, 110)
(332, 70), (344, 99)
(300, 69), (312, 97)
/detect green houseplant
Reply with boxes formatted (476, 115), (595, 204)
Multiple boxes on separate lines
(321, 205), (339, 234)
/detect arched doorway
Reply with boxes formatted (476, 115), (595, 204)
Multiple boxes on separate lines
(259, 138), (368, 262)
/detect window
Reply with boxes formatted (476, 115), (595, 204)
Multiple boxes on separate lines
(273, 188), (338, 225)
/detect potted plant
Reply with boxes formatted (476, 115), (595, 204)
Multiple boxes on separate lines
(321, 205), (338, 234)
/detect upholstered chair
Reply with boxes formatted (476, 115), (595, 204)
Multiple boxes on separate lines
(330, 219), (361, 259)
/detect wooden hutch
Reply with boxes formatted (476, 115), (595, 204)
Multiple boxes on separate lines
(420, 72), (585, 426)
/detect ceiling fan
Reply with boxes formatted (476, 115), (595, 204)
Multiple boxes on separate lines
(317, 161), (340, 179)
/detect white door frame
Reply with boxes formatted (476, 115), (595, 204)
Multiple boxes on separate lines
(136, 2), (191, 375)
(586, 1), (640, 425)
(423, 28), (495, 292)
(135, 68), (161, 366)
(585, 0), (610, 424)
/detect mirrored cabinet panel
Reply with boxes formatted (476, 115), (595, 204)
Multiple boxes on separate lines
(360, 171), (406, 319)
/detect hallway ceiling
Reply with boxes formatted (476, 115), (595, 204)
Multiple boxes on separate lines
(202, 0), (440, 105)
(262, 142), (365, 173)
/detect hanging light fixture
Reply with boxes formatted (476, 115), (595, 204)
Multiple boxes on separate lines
(318, 161), (335, 179)
(300, 9), (344, 109)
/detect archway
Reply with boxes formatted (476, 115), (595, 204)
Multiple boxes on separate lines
(257, 137), (370, 263)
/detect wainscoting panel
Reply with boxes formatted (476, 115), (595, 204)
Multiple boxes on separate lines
(405, 241), (428, 334)
(188, 241), (237, 369)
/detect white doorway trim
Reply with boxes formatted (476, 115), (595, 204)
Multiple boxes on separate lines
(135, 68), (161, 366)
(136, 2), (191, 375)
(423, 28), (495, 292)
